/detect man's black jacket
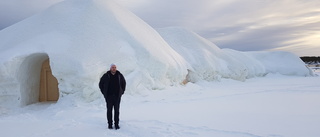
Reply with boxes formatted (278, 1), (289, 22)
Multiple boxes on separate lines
(99, 71), (126, 98)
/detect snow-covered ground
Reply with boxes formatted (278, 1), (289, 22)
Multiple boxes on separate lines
(1, 74), (319, 137)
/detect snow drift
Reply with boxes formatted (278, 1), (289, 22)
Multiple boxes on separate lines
(246, 51), (313, 76)
(157, 27), (311, 81)
(0, 0), (188, 106)
(0, 0), (312, 107)
(157, 27), (266, 82)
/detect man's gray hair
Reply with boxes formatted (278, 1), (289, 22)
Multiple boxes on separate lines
(110, 63), (116, 69)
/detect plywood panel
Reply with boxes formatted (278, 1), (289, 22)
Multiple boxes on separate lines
(46, 70), (59, 101)
(39, 59), (59, 102)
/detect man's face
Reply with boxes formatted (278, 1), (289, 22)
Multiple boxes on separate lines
(110, 65), (117, 73)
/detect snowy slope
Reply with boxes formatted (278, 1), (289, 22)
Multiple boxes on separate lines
(158, 28), (266, 82)
(246, 51), (313, 76)
(157, 27), (310, 82)
(0, 0), (188, 106)
(0, 0), (312, 108)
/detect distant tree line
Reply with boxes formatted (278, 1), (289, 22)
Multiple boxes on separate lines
(300, 56), (320, 64)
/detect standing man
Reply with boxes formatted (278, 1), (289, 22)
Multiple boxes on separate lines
(99, 64), (126, 130)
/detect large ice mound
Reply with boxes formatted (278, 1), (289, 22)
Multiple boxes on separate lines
(0, 0), (312, 107)
(157, 27), (266, 82)
(158, 27), (312, 81)
(0, 0), (188, 106)
(246, 51), (313, 76)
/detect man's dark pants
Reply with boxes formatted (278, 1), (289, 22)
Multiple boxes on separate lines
(105, 95), (121, 126)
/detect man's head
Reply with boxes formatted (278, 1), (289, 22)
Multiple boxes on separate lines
(110, 64), (117, 73)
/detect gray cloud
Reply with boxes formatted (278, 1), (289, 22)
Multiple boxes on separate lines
(119, 0), (320, 56)
(0, 0), (62, 29)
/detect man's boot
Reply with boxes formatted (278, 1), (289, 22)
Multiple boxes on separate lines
(108, 124), (113, 129)
(115, 124), (120, 130)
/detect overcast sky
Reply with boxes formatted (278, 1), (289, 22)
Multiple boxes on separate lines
(0, 0), (319, 56)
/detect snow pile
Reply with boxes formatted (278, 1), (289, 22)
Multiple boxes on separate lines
(247, 51), (313, 76)
(158, 27), (312, 81)
(0, 0), (188, 106)
(0, 0), (312, 107)
(158, 28), (265, 82)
